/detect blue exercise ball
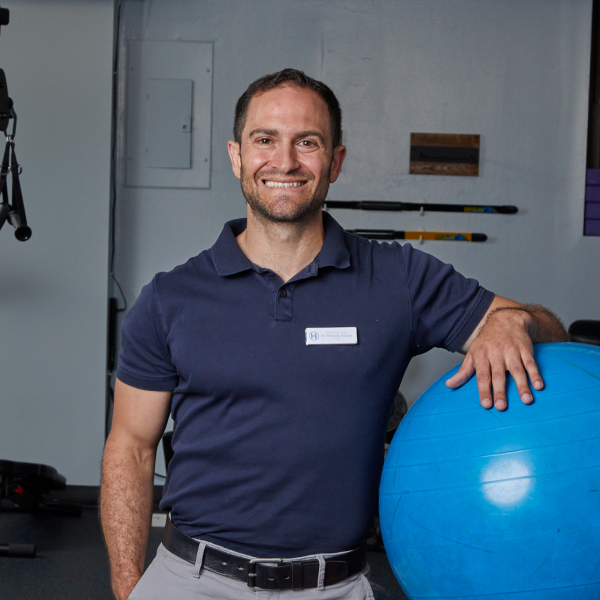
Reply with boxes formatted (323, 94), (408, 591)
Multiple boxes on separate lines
(380, 343), (600, 600)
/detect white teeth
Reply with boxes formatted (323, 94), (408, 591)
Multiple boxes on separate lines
(264, 181), (303, 188)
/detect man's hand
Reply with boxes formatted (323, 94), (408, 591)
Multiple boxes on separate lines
(446, 297), (568, 410)
(111, 574), (141, 600)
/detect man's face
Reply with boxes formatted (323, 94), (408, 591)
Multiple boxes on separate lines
(228, 85), (346, 224)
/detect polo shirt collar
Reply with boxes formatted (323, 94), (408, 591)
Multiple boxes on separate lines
(317, 211), (351, 270)
(211, 212), (350, 277)
(211, 218), (253, 276)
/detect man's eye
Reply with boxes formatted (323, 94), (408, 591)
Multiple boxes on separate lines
(257, 138), (272, 144)
(299, 140), (316, 147)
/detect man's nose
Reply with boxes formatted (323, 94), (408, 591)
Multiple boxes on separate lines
(271, 143), (300, 173)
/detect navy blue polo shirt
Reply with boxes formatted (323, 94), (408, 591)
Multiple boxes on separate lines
(117, 212), (493, 557)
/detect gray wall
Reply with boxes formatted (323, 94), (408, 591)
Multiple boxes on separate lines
(1, 0), (595, 486)
(0, 0), (114, 485)
(115, 0), (597, 417)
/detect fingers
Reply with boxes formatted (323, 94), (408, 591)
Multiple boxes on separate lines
(472, 346), (542, 410)
(445, 354), (494, 410)
(505, 353), (533, 405)
(445, 355), (475, 389)
(490, 365), (508, 411)
(523, 352), (544, 391)
(473, 364), (494, 410)
(446, 345), (543, 411)
(446, 353), (500, 409)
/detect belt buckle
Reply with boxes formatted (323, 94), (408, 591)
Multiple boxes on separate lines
(247, 557), (288, 590)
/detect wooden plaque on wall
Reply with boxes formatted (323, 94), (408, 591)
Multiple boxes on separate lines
(410, 133), (480, 176)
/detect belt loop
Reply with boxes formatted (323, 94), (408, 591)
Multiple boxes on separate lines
(291, 561), (303, 589)
(193, 541), (207, 579)
(317, 554), (326, 591)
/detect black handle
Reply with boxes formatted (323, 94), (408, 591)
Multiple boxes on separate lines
(348, 229), (402, 240)
(8, 210), (31, 241)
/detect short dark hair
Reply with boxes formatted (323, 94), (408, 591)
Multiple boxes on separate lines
(233, 68), (343, 149)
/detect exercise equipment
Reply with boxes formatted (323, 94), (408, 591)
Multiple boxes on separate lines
(0, 8), (31, 242)
(569, 319), (600, 346)
(326, 200), (518, 214)
(0, 459), (76, 557)
(348, 229), (487, 242)
(380, 342), (600, 599)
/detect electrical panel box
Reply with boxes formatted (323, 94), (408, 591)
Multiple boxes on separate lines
(125, 40), (213, 189)
(145, 78), (193, 169)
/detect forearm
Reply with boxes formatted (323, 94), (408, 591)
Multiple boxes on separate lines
(100, 436), (156, 600)
(488, 304), (568, 343)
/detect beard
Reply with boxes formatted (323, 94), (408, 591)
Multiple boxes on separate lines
(239, 164), (331, 224)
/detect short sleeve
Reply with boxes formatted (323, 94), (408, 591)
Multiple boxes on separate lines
(116, 278), (179, 391)
(399, 243), (494, 354)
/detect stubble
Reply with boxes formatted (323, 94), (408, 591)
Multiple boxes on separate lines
(239, 164), (331, 225)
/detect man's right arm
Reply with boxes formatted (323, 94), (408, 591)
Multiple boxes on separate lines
(100, 379), (172, 600)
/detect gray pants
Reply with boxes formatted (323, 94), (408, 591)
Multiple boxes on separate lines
(129, 543), (375, 600)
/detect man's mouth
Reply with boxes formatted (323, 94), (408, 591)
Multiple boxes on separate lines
(263, 180), (307, 189)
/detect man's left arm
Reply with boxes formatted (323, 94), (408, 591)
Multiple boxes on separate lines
(446, 295), (569, 411)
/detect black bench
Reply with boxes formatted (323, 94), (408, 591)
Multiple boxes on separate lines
(0, 459), (69, 557)
(568, 320), (600, 346)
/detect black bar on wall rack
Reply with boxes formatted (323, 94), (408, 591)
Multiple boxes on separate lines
(325, 200), (518, 214)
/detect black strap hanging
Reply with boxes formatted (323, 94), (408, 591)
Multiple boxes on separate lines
(0, 15), (29, 241)
(0, 133), (12, 229)
(9, 140), (30, 240)
(0, 111), (31, 241)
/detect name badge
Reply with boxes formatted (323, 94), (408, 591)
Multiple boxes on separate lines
(305, 327), (358, 345)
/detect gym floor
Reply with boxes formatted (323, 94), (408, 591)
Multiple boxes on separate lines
(0, 506), (408, 600)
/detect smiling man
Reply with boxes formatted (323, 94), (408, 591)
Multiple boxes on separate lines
(228, 79), (347, 285)
(231, 84), (344, 225)
(100, 69), (568, 600)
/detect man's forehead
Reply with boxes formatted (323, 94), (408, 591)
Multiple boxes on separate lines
(243, 85), (330, 134)
(250, 84), (325, 111)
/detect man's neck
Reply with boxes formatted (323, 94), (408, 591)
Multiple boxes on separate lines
(236, 209), (325, 283)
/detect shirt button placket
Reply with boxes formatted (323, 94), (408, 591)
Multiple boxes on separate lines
(275, 286), (293, 321)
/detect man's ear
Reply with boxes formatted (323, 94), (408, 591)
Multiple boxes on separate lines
(227, 140), (242, 180)
(329, 145), (347, 183)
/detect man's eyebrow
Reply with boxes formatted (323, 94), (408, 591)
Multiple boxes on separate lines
(248, 129), (278, 138)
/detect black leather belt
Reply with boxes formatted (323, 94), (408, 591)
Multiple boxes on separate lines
(161, 517), (368, 590)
